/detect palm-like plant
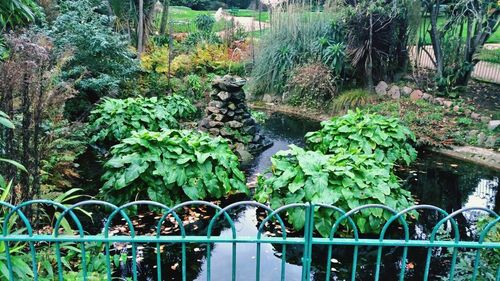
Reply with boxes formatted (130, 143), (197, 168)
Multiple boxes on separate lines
(0, 0), (40, 30)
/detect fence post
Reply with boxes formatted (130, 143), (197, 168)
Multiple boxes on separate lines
(301, 203), (315, 281)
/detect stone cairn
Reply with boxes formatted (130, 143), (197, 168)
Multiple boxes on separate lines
(199, 75), (273, 157)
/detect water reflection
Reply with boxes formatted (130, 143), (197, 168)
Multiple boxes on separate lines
(124, 112), (498, 280)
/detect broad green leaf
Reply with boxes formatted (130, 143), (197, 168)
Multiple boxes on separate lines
(357, 217), (367, 233)
(289, 208), (306, 230)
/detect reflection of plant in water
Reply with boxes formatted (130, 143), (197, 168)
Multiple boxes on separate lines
(438, 216), (499, 281)
(250, 110), (268, 124)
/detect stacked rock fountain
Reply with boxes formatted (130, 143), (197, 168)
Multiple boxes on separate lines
(199, 75), (272, 159)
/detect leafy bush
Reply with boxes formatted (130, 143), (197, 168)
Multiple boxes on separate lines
(191, 44), (239, 75)
(171, 54), (193, 76)
(184, 14), (221, 46)
(255, 145), (415, 236)
(0, 0), (44, 29)
(184, 74), (209, 99)
(286, 63), (338, 107)
(195, 14), (215, 33)
(141, 45), (170, 74)
(51, 0), (138, 119)
(89, 95), (196, 145)
(305, 110), (417, 166)
(101, 130), (248, 206)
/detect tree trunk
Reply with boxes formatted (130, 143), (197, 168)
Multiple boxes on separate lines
(366, 11), (374, 91)
(159, 0), (170, 35)
(429, 1), (443, 80)
(455, 12), (499, 86)
(137, 0), (144, 58)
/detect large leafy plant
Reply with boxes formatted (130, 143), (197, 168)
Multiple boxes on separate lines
(255, 146), (415, 237)
(89, 95), (196, 146)
(101, 130), (248, 206)
(306, 110), (417, 166)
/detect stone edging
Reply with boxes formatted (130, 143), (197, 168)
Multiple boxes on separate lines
(375, 81), (499, 148)
(429, 145), (500, 171)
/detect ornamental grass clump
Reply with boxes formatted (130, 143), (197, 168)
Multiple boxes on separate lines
(255, 145), (415, 236)
(101, 130), (248, 206)
(250, 3), (345, 96)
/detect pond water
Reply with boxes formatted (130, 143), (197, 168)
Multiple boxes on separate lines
(118, 111), (498, 281)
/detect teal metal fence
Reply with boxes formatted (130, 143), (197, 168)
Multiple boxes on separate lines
(0, 200), (499, 280)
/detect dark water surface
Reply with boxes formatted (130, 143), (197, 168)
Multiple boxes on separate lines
(125, 112), (498, 281)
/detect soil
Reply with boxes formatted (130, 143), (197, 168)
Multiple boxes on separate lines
(462, 80), (500, 117)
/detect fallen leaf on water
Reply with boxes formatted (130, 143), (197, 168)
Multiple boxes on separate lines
(406, 262), (415, 269)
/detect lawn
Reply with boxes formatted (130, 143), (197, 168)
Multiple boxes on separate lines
(419, 17), (500, 44)
(164, 6), (270, 33)
(478, 48), (500, 64)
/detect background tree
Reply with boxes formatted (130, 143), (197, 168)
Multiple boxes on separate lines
(419, 0), (499, 92)
(339, 0), (412, 90)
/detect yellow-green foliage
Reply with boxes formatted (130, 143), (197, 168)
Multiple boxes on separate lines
(171, 54), (193, 76)
(191, 44), (234, 74)
(141, 43), (244, 77)
(141, 46), (169, 73)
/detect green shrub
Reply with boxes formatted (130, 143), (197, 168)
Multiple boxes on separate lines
(184, 14), (221, 46)
(51, 0), (138, 119)
(101, 130), (248, 206)
(190, 43), (240, 75)
(254, 145), (415, 236)
(305, 110), (417, 166)
(195, 14), (215, 33)
(285, 63), (338, 107)
(89, 95), (196, 145)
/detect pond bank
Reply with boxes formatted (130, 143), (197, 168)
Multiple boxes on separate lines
(431, 145), (500, 171)
(250, 102), (500, 171)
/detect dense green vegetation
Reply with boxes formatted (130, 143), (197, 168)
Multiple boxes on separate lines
(0, 0), (498, 278)
(101, 130), (248, 206)
(256, 111), (418, 236)
(89, 95), (196, 146)
(52, 0), (139, 120)
(250, 6), (344, 97)
(305, 110), (417, 165)
(255, 145), (415, 236)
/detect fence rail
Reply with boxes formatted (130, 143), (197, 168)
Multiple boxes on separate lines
(0, 200), (499, 281)
(410, 45), (500, 84)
